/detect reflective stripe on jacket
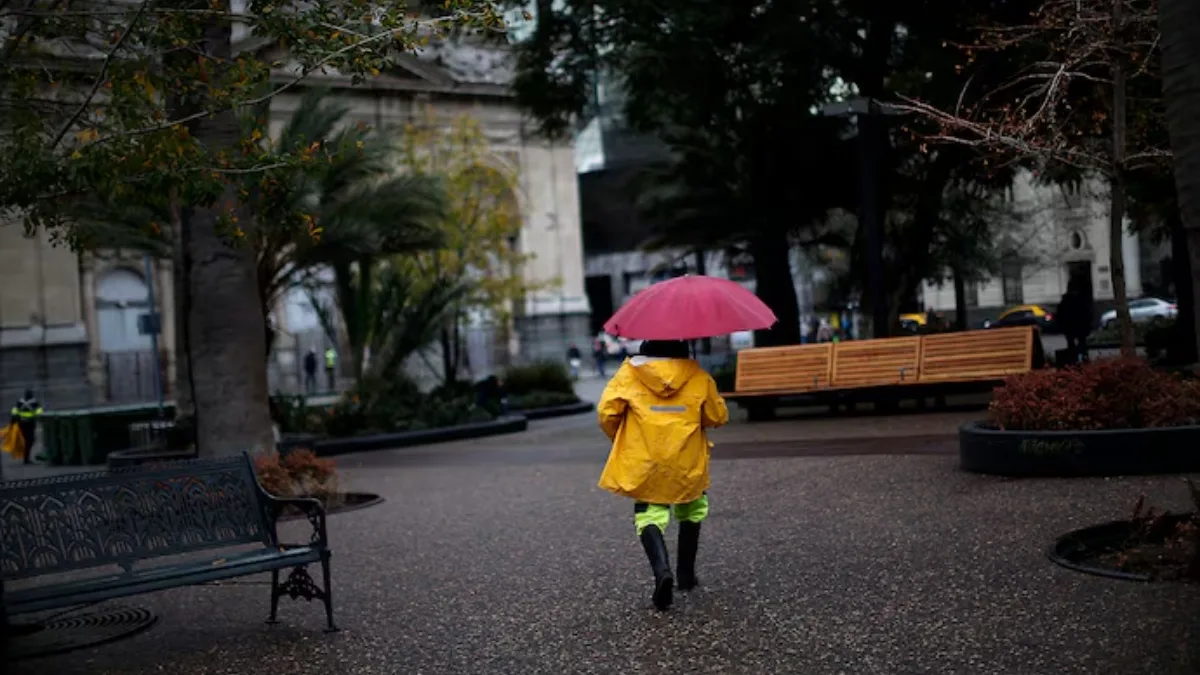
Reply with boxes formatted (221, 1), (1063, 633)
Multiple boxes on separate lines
(12, 399), (43, 419)
(597, 356), (729, 504)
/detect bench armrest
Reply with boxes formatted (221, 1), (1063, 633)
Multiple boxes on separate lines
(265, 496), (329, 548)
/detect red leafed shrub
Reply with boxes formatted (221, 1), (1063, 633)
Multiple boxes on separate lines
(989, 357), (1200, 431)
(253, 449), (339, 501)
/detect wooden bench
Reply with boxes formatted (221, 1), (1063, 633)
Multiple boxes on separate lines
(0, 455), (337, 632)
(724, 326), (1037, 419)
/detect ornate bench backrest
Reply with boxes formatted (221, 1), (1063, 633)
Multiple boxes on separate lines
(0, 455), (273, 581)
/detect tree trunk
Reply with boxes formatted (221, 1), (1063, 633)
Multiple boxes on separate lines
(439, 321), (456, 384)
(1109, 171), (1136, 356)
(693, 248), (712, 354)
(181, 17), (273, 457)
(1159, 0), (1200, 362)
(952, 268), (969, 331)
(352, 258), (372, 382)
(1110, 0), (1136, 357)
(1170, 217), (1198, 363)
(170, 193), (193, 419)
(749, 229), (800, 346)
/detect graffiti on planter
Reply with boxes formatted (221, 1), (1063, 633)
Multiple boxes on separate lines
(1018, 438), (1086, 456)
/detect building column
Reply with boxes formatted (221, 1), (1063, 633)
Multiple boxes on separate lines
(79, 255), (107, 403)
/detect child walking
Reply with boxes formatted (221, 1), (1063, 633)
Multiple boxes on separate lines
(596, 340), (729, 610)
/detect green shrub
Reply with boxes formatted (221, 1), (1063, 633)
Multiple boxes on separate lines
(270, 393), (311, 434)
(319, 374), (494, 438)
(1088, 317), (1173, 346)
(510, 390), (581, 410)
(503, 362), (575, 396)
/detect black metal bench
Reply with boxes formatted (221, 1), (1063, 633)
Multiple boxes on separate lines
(0, 454), (336, 633)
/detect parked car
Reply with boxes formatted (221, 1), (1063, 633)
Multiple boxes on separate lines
(983, 304), (1056, 331)
(898, 312), (926, 333)
(1099, 297), (1177, 328)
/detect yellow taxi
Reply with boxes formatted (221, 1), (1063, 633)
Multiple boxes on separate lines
(983, 304), (1055, 331)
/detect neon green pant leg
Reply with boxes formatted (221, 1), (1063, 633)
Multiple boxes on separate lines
(634, 503), (671, 535)
(673, 494), (710, 524)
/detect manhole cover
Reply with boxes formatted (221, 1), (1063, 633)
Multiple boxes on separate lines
(7, 604), (157, 661)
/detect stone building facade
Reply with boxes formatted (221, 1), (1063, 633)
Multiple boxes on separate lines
(0, 46), (590, 405)
(920, 171), (1143, 318)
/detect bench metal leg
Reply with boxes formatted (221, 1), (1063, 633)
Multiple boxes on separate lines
(269, 560), (338, 633)
(267, 569), (281, 625)
(320, 554), (338, 633)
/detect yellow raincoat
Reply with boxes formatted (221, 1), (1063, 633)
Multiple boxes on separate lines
(597, 356), (729, 504)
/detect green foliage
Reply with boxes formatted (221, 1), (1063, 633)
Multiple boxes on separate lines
(250, 89), (449, 345)
(315, 374), (493, 437)
(512, 0), (1029, 343)
(509, 390), (580, 410)
(0, 0), (505, 246)
(393, 112), (553, 381)
(309, 260), (467, 383)
(502, 362), (574, 396)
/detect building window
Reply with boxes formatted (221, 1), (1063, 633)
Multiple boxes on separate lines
(1001, 257), (1024, 306)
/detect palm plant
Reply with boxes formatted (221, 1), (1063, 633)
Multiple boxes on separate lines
(250, 88), (448, 354)
(306, 262), (468, 383)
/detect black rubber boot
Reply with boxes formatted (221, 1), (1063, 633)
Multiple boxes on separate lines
(639, 526), (674, 610)
(676, 521), (701, 591)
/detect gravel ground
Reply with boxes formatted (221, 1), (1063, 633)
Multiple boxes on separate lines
(12, 414), (1200, 675)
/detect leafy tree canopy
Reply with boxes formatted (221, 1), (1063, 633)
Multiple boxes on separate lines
(0, 0), (505, 244)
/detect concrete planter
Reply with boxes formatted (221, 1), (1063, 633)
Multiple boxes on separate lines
(518, 400), (594, 421)
(1047, 514), (1196, 582)
(279, 415), (530, 458)
(106, 446), (198, 470)
(959, 421), (1200, 477)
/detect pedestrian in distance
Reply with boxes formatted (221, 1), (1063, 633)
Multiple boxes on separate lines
(567, 344), (583, 380)
(593, 333), (608, 378)
(324, 347), (337, 391)
(596, 339), (729, 611)
(304, 349), (318, 393)
(1057, 279), (1094, 364)
(10, 389), (43, 465)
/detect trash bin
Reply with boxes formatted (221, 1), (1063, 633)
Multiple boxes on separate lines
(38, 411), (88, 466)
(40, 413), (63, 465)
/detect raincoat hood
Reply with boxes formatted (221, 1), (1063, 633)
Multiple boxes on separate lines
(627, 356), (701, 398)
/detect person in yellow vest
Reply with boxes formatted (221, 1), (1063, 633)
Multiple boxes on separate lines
(324, 347), (337, 391)
(10, 389), (43, 464)
(596, 340), (729, 610)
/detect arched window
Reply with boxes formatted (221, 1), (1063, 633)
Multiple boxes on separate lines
(95, 268), (152, 352)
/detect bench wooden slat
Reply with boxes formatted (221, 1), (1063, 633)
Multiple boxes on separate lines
(734, 343), (832, 393)
(830, 337), (921, 388)
(917, 326), (1034, 382)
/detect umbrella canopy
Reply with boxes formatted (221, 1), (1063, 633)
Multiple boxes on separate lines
(603, 275), (778, 340)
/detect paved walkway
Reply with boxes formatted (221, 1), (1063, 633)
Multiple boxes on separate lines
(12, 400), (1200, 675)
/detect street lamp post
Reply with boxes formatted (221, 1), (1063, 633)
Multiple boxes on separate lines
(819, 97), (899, 339)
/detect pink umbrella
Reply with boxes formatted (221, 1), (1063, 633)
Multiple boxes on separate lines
(603, 275), (778, 340)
